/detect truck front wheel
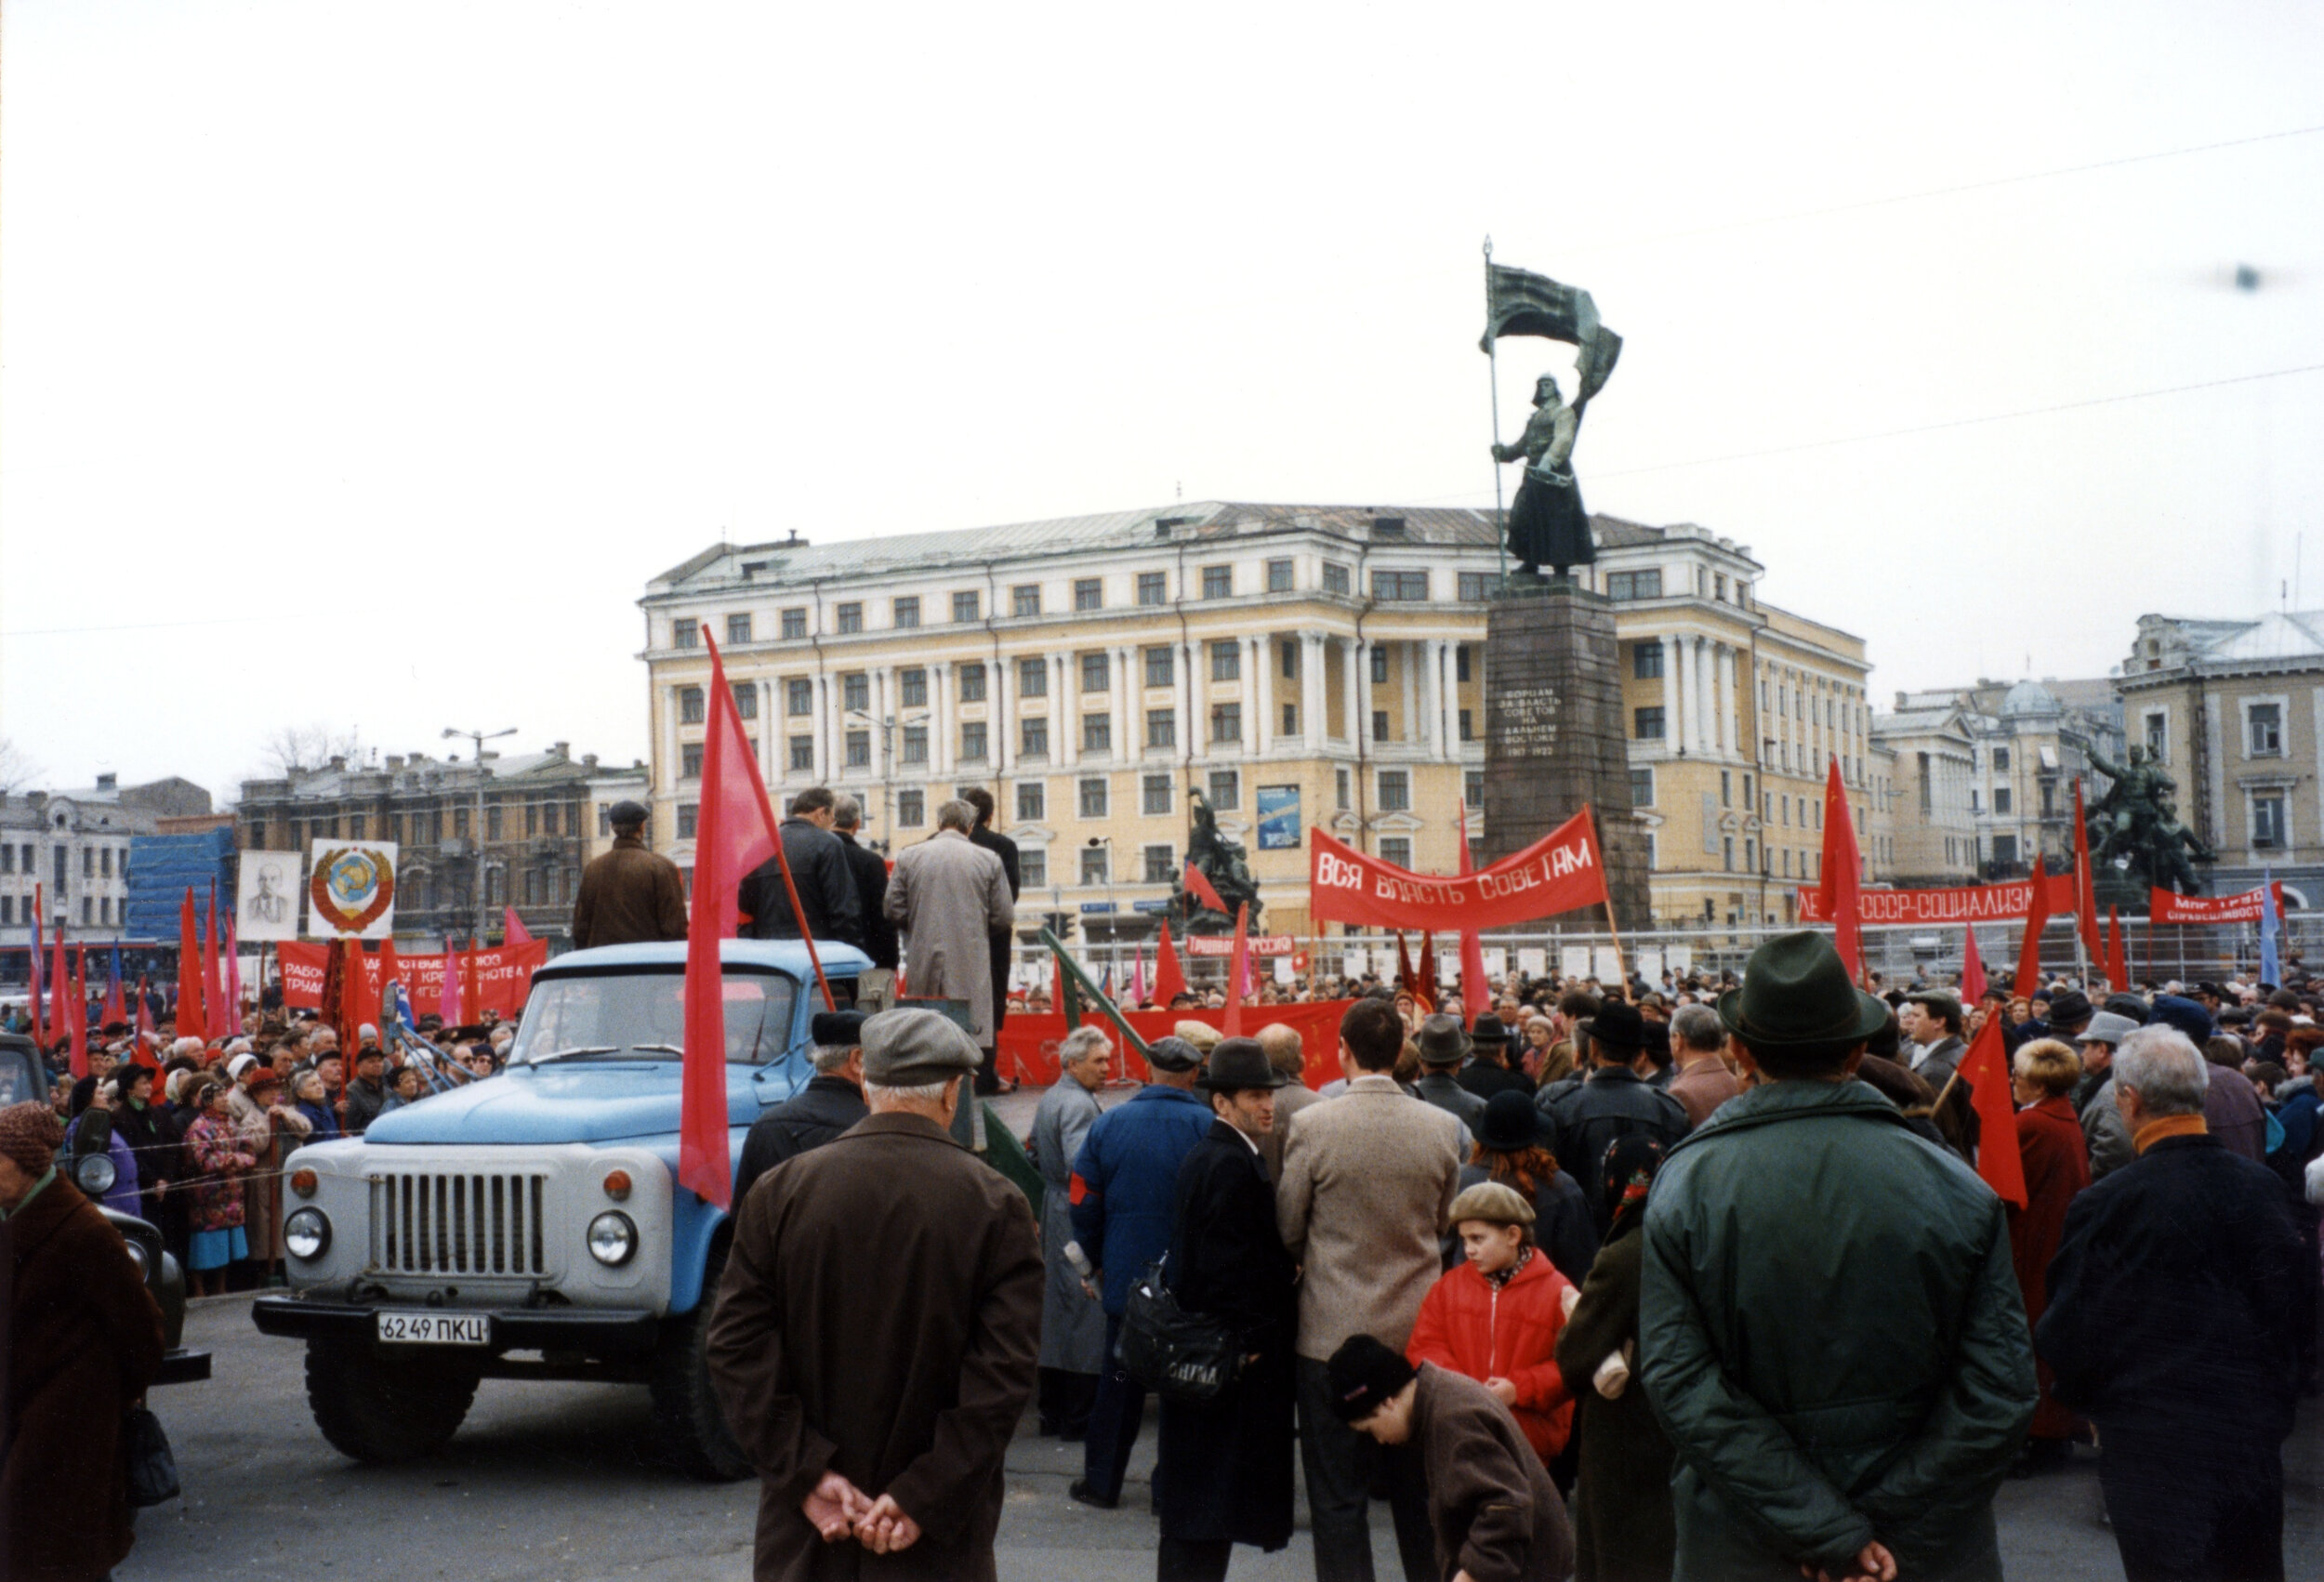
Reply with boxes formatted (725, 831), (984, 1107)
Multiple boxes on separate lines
(305, 1338), (480, 1462)
(647, 1241), (752, 1482)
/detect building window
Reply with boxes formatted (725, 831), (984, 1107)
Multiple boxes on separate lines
(1455, 644), (1472, 684)
(1380, 837), (1412, 867)
(1019, 849), (1047, 888)
(1323, 561), (1351, 596)
(2144, 710), (2168, 761)
(2253, 791), (2288, 849)
(1465, 770), (1485, 811)
(1370, 645), (1390, 685)
(790, 737), (814, 772)
(680, 687), (706, 724)
(673, 618), (699, 649)
(845, 731), (870, 768)
(1283, 704), (1299, 735)
(1994, 785), (2013, 814)
(1371, 710), (1389, 742)
(678, 803), (699, 839)
(1083, 714), (1112, 753)
(1606, 570), (1662, 600)
(720, 680), (752, 720)
(1021, 718), (1049, 758)
(1080, 653), (1108, 693)
(1459, 572), (1493, 602)
(1722, 835), (1735, 872)
(2249, 702), (2284, 757)
(1336, 767), (1351, 811)
(1265, 559), (1294, 592)
(958, 663), (987, 703)
(1079, 778), (1109, 818)
(1993, 747), (2010, 772)
(899, 668), (928, 707)
(1018, 657), (1048, 697)
(1075, 578), (1103, 612)
(1143, 774), (1173, 815)
(680, 744), (705, 779)
(1282, 640), (1299, 679)
(1081, 847), (1110, 886)
(953, 590), (980, 623)
(1210, 704), (1241, 743)
(2040, 778), (2056, 818)
(902, 725), (929, 765)
(1137, 571), (1167, 606)
(724, 613), (751, 646)
(1201, 565), (1232, 600)
(1378, 770), (1410, 811)
(898, 789), (926, 827)
(1459, 709), (1473, 741)
(1138, 843), (1173, 883)
(1145, 646), (1175, 688)
(836, 602), (864, 634)
(1633, 640), (1664, 679)
(1017, 782), (1045, 821)
(1147, 709), (1177, 749)
(1208, 771), (1240, 811)
(1011, 585), (1040, 617)
(891, 596), (920, 629)
(784, 679), (811, 716)
(781, 607), (807, 639)
(1210, 641), (1240, 681)
(842, 673), (869, 712)
(1631, 768), (1655, 807)
(1371, 570), (1429, 601)
(958, 722), (987, 762)
(1634, 706), (1666, 740)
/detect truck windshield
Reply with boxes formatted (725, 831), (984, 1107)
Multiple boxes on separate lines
(510, 970), (798, 1065)
(0, 1048), (38, 1106)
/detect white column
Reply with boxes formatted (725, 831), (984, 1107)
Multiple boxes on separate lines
(1301, 633), (1326, 744)
(992, 658), (1010, 775)
(1660, 637), (1680, 753)
(1182, 639), (1197, 757)
(1057, 653), (1077, 768)
(1248, 636), (1266, 755)
(870, 668), (892, 778)
(1723, 648), (1740, 759)
(810, 677), (828, 782)
(1693, 639), (1712, 753)
(1429, 640), (1451, 758)
(1355, 641), (1375, 749)
(933, 666), (953, 777)
(1340, 639), (1359, 745)
(1112, 645), (1131, 759)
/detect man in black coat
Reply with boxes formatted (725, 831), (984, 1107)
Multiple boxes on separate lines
(733, 1010), (869, 1204)
(2037, 1025), (2306, 1582)
(831, 794), (899, 971)
(1453, 1016), (1533, 1100)
(1155, 1038), (1299, 1582)
(1537, 1001), (1690, 1231)
(961, 788), (1021, 1095)
(737, 785), (862, 948)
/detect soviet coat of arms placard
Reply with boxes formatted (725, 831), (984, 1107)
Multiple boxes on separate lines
(306, 839), (400, 938)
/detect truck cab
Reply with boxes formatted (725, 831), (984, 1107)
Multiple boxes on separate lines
(251, 938), (868, 1478)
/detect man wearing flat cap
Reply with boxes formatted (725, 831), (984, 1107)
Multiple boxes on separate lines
(571, 799), (688, 949)
(707, 1009), (1042, 1580)
(1639, 931), (2036, 1582)
(732, 1009), (872, 1204)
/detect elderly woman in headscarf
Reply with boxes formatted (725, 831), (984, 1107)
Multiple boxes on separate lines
(1553, 1133), (1675, 1582)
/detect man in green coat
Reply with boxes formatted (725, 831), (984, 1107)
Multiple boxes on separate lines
(1639, 932), (2036, 1582)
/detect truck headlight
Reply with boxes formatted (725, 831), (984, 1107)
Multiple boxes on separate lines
(587, 1211), (637, 1267)
(284, 1207), (331, 1260)
(75, 1153), (117, 1195)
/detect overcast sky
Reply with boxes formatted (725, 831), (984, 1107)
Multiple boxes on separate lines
(5, 1), (2320, 804)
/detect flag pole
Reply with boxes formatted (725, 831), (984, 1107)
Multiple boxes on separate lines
(1485, 236), (1508, 592)
(1585, 806), (1629, 993)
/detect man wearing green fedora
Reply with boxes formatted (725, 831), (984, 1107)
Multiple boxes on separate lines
(1638, 931), (2036, 1582)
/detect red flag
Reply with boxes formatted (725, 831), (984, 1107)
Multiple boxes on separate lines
(1182, 860), (1228, 915)
(2014, 856), (2053, 998)
(202, 884), (226, 1041)
(465, 937), (485, 1020)
(1816, 757), (1864, 983)
(1961, 926), (1987, 1008)
(1396, 934), (1419, 1001)
(440, 936), (464, 1024)
(503, 906), (535, 945)
(1958, 1011), (2027, 1208)
(133, 976), (154, 1046)
(1221, 903), (1251, 1038)
(1458, 804), (1487, 1028)
(2072, 780), (2104, 967)
(1154, 922), (1188, 1006)
(101, 953), (126, 1031)
(1415, 933), (1438, 1013)
(46, 914), (67, 1051)
(2106, 904), (2130, 989)
(176, 888), (207, 1036)
(26, 885), (44, 1049)
(67, 945), (89, 1080)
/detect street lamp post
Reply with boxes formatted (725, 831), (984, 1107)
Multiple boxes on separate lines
(443, 726), (517, 943)
(844, 708), (928, 853)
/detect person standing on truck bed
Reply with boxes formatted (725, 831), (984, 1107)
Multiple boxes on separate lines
(571, 799), (687, 949)
(707, 1009), (1042, 1581)
(739, 785), (862, 949)
(733, 1009), (871, 1205)
(883, 799), (1013, 1062)
(831, 794), (899, 972)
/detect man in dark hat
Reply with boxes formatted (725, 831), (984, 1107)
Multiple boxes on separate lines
(1455, 1015), (1534, 1101)
(732, 1009), (871, 1202)
(1413, 1013), (1488, 1134)
(1154, 1038), (1300, 1580)
(570, 799), (687, 948)
(1537, 999), (1689, 1230)
(1640, 931), (2036, 1582)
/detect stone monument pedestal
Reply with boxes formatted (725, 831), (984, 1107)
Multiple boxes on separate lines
(1480, 582), (1653, 932)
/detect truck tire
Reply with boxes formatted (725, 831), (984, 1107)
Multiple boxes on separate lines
(305, 1338), (480, 1462)
(648, 1241), (752, 1481)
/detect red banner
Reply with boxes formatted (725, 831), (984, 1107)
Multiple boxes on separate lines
(1795, 874), (2078, 926)
(998, 999), (1354, 1088)
(2149, 885), (2288, 925)
(1183, 933), (1297, 957)
(1310, 810), (1607, 931)
(279, 940), (548, 1019)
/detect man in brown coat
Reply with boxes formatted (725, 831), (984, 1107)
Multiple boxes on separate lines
(570, 800), (687, 949)
(0, 1101), (165, 1582)
(706, 1009), (1043, 1581)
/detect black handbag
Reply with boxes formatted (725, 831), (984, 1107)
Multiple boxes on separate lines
(1117, 1259), (1241, 1404)
(122, 1405), (181, 1508)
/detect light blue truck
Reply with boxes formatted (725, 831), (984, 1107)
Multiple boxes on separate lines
(251, 938), (870, 1479)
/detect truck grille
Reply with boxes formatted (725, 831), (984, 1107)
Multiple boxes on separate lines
(368, 1173), (549, 1276)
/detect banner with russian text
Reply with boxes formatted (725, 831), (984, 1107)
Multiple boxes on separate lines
(2149, 885), (2289, 925)
(1795, 874), (2079, 926)
(1184, 932), (1297, 957)
(1310, 810), (1607, 931)
(999, 999), (1354, 1088)
(279, 940), (548, 1017)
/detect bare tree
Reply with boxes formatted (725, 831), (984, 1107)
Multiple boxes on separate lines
(260, 725), (364, 776)
(0, 739), (39, 795)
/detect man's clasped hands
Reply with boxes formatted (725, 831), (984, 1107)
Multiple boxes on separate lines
(801, 1470), (922, 1554)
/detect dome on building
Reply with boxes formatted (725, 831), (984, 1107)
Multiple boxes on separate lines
(2000, 679), (2058, 718)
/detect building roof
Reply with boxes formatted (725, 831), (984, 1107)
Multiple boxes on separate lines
(2000, 679), (2059, 718)
(2185, 611), (2324, 663)
(1872, 707), (1968, 737)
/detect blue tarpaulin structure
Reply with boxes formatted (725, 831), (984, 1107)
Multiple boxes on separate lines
(125, 827), (236, 941)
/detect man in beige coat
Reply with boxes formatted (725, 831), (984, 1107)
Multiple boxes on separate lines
(883, 800), (1014, 1048)
(1278, 997), (1462, 1582)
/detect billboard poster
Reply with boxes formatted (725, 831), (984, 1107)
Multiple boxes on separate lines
(1256, 784), (1302, 850)
(236, 850), (303, 941)
(306, 839), (400, 939)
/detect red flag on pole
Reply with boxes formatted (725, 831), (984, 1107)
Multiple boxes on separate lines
(2072, 780), (2104, 967)
(1457, 803), (1487, 1029)
(1154, 921), (1188, 1006)
(1961, 925), (1987, 1008)
(27, 885), (45, 1050)
(202, 883), (226, 1041)
(503, 906), (535, 946)
(1816, 757), (1865, 983)
(1182, 860), (1228, 916)
(101, 951), (126, 1030)
(133, 976), (155, 1057)
(67, 945), (89, 1079)
(1957, 1011), (2027, 1208)
(176, 888), (205, 1041)
(1221, 903), (1251, 1038)
(1415, 934), (1439, 1013)
(46, 912), (67, 1051)
(2106, 904), (2130, 989)
(440, 936), (464, 1025)
(465, 938), (485, 1021)
(1396, 934), (1419, 1001)
(2014, 856), (2053, 998)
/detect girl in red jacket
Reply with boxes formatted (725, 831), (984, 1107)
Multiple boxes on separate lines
(1406, 1180), (1577, 1463)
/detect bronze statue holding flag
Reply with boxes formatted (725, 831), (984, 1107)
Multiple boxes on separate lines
(1482, 256), (1622, 583)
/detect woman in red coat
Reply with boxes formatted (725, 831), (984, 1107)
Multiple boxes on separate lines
(2009, 1036), (2090, 1473)
(1406, 1180), (1576, 1463)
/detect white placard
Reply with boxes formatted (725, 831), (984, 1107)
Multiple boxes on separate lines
(1273, 956), (1294, 984)
(1639, 949), (1666, 985)
(1518, 947), (1547, 979)
(1483, 948), (1507, 979)
(1667, 946), (1694, 974)
(1340, 947), (1368, 980)
(1593, 946), (1623, 982)
(1560, 946), (1591, 980)
(304, 839), (400, 939)
(236, 850), (303, 941)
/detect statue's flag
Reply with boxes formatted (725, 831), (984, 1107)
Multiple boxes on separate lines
(1481, 262), (1623, 408)
(1182, 859), (1228, 915)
